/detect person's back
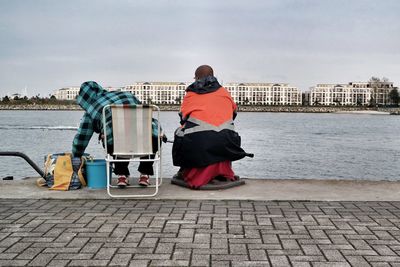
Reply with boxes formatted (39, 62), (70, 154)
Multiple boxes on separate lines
(181, 85), (236, 127)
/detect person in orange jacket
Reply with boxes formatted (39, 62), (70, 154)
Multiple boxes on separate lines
(172, 65), (252, 188)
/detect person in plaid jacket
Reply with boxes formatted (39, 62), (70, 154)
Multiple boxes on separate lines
(72, 81), (160, 187)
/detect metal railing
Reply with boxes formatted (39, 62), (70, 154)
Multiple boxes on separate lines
(0, 151), (45, 178)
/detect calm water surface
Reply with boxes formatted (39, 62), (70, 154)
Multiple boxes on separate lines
(0, 110), (399, 180)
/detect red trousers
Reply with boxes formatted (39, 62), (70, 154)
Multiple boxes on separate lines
(183, 161), (235, 188)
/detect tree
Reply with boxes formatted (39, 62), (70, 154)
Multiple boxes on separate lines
(2, 95), (10, 102)
(369, 76), (393, 106)
(174, 96), (181, 105)
(389, 88), (400, 106)
(368, 96), (375, 107)
(333, 98), (341, 106)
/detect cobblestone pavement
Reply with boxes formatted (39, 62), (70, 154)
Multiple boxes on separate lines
(1, 200), (400, 267)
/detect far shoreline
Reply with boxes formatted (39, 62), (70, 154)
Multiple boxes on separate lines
(0, 104), (399, 114)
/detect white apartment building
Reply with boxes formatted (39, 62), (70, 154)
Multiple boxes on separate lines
(225, 83), (301, 105)
(54, 86), (122, 100)
(310, 83), (371, 106)
(123, 82), (188, 104)
(54, 82), (302, 105)
(54, 87), (80, 100)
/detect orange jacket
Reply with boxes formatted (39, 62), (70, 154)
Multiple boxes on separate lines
(181, 87), (237, 127)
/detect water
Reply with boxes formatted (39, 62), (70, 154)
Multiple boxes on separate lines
(0, 110), (399, 180)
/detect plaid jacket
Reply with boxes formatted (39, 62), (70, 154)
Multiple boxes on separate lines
(72, 81), (159, 157)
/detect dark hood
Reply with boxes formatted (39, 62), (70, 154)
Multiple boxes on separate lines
(76, 81), (106, 111)
(186, 76), (222, 94)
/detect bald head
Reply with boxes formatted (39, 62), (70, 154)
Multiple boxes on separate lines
(195, 65), (214, 80)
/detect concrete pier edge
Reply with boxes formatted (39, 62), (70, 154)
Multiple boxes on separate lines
(1, 177), (400, 201)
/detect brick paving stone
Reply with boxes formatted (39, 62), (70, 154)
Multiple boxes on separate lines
(66, 237), (90, 248)
(300, 245), (323, 255)
(128, 260), (149, 267)
(0, 237), (21, 247)
(27, 253), (56, 266)
(68, 259), (109, 266)
(133, 253), (171, 260)
(232, 261), (271, 267)
(364, 256), (400, 262)
(176, 242), (210, 250)
(102, 242), (138, 248)
(0, 253), (17, 260)
(262, 234), (280, 244)
(289, 255), (327, 262)
(150, 259), (190, 266)
(4, 242), (31, 253)
(291, 262), (311, 267)
(372, 245), (397, 256)
(94, 247), (117, 260)
(172, 248), (192, 260)
(312, 263), (351, 267)
(269, 255), (290, 267)
(249, 249), (268, 261)
(329, 235), (350, 245)
(155, 242), (174, 254)
(341, 249), (378, 256)
(371, 263), (391, 267)
(322, 249), (346, 262)
(230, 243), (248, 254)
(118, 247), (153, 254)
(55, 253), (93, 260)
(212, 254), (249, 261)
(0, 259), (30, 266)
(46, 259), (69, 267)
(345, 255), (372, 266)
(138, 237), (158, 248)
(192, 260), (210, 266)
(108, 253), (132, 266)
(211, 238), (228, 249)
(211, 260), (231, 267)
(43, 247), (81, 254)
(81, 242), (103, 253)
(16, 248), (43, 260)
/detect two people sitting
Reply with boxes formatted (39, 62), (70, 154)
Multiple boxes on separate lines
(72, 65), (251, 189)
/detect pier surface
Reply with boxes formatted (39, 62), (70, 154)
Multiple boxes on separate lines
(1, 178), (400, 266)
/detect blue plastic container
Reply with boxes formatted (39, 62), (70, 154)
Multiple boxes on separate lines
(86, 159), (108, 189)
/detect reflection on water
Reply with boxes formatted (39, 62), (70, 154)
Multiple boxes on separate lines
(0, 110), (399, 180)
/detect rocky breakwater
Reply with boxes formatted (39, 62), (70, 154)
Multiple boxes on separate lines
(237, 105), (400, 113)
(0, 104), (81, 110)
(1, 104), (399, 113)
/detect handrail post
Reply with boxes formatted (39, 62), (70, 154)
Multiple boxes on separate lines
(0, 151), (45, 178)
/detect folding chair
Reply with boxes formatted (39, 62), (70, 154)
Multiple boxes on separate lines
(102, 104), (162, 197)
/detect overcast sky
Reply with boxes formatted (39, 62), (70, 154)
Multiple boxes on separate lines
(1, 0), (399, 96)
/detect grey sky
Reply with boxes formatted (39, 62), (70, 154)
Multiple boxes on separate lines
(1, 0), (399, 96)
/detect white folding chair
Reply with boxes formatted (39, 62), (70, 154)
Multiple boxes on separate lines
(102, 104), (162, 197)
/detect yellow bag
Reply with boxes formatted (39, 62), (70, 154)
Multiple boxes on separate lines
(44, 153), (86, 191)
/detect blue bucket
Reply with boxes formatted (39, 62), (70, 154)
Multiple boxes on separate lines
(86, 159), (108, 189)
